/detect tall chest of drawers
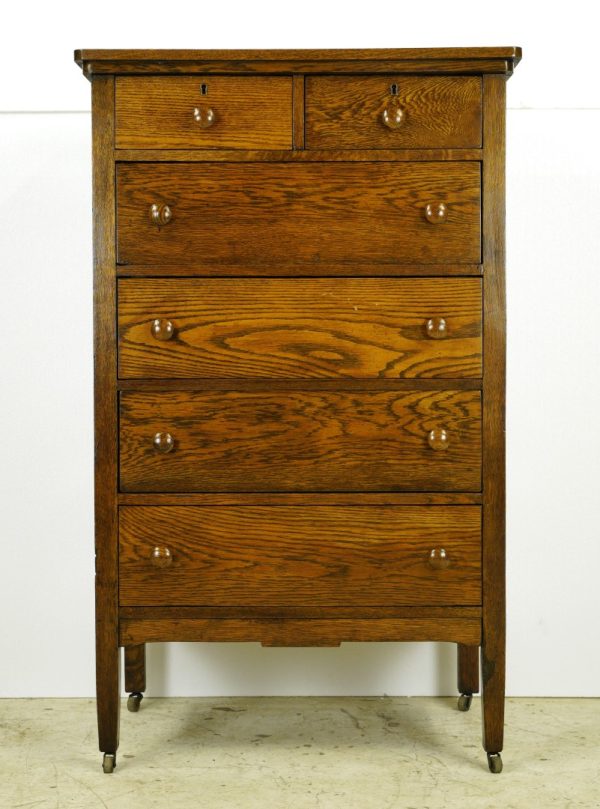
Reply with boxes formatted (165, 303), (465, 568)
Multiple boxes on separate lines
(75, 47), (521, 774)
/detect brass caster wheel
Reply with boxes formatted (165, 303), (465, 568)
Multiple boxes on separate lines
(487, 752), (503, 774)
(127, 692), (143, 712)
(457, 693), (473, 712)
(102, 753), (116, 774)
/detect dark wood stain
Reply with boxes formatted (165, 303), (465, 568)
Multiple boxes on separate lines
(119, 389), (482, 493)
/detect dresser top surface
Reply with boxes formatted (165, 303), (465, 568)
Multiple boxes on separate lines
(75, 47), (521, 77)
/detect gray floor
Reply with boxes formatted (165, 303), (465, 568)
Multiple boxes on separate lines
(1, 697), (598, 808)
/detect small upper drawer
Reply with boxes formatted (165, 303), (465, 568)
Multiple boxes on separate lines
(115, 77), (293, 149)
(305, 76), (482, 149)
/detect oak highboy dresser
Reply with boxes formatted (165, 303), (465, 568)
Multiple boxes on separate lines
(75, 47), (521, 774)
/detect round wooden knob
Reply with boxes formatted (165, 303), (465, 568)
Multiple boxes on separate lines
(382, 103), (406, 129)
(153, 432), (175, 454)
(193, 106), (216, 128)
(427, 428), (449, 451)
(424, 202), (448, 224)
(428, 548), (450, 570)
(151, 319), (175, 341)
(150, 203), (172, 226)
(425, 317), (448, 339)
(151, 546), (173, 568)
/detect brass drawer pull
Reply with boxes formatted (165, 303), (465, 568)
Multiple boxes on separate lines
(151, 319), (175, 341)
(425, 317), (448, 339)
(424, 202), (448, 224)
(428, 548), (450, 570)
(381, 102), (406, 129)
(153, 432), (175, 454)
(151, 546), (173, 568)
(427, 428), (449, 451)
(150, 203), (172, 226)
(193, 106), (216, 128)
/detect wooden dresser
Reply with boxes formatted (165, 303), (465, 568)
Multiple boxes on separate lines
(75, 47), (521, 774)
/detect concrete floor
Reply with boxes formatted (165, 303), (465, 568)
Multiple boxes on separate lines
(1, 697), (598, 808)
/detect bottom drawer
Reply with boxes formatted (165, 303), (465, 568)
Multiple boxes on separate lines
(119, 505), (481, 607)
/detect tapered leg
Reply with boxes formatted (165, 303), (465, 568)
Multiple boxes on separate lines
(481, 635), (505, 756)
(457, 644), (479, 710)
(125, 644), (146, 712)
(97, 625), (120, 770)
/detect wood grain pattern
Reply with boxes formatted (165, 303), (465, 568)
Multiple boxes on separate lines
(124, 644), (146, 694)
(118, 505), (482, 607)
(119, 389), (482, 492)
(91, 77), (120, 758)
(75, 48), (522, 78)
(117, 492), (483, 506)
(481, 75), (507, 756)
(120, 613), (482, 646)
(306, 76), (482, 149)
(117, 278), (482, 380)
(116, 162), (481, 267)
(292, 75), (305, 149)
(117, 262), (483, 278)
(115, 148), (483, 162)
(115, 77), (292, 150)
(458, 644), (480, 695)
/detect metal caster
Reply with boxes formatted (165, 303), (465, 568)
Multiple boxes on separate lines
(102, 753), (116, 774)
(487, 752), (503, 774)
(127, 692), (143, 712)
(457, 693), (473, 712)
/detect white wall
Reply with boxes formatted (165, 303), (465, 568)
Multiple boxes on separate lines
(1, 0), (599, 697)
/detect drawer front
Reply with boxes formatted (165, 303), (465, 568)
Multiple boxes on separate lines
(115, 77), (293, 149)
(118, 278), (483, 379)
(119, 389), (481, 492)
(119, 505), (482, 607)
(305, 76), (482, 149)
(116, 162), (481, 267)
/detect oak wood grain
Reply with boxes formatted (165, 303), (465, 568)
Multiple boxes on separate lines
(115, 77), (292, 150)
(124, 644), (146, 694)
(117, 278), (482, 380)
(292, 75), (305, 149)
(481, 74), (507, 755)
(116, 162), (481, 267)
(306, 76), (482, 149)
(120, 614), (482, 646)
(118, 505), (482, 607)
(458, 644), (480, 695)
(91, 76), (120, 757)
(75, 48), (522, 79)
(117, 492), (483, 506)
(115, 148), (483, 162)
(119, 389), (482, 492)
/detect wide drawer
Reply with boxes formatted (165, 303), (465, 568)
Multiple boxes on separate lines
(115, 77), (293, 149)
(118, 505), (482, 607)
(118, 278), (483, 379)
(116, 162), (481, 268)
(119, 389), (482, 492)
(305, 76), (482, 149)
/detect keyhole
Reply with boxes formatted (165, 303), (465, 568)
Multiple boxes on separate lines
(201, 83), (208, 95)
(390, 83), (398, 96)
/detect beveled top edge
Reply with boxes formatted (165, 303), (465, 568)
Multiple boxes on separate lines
(75, 46), (522, 76)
